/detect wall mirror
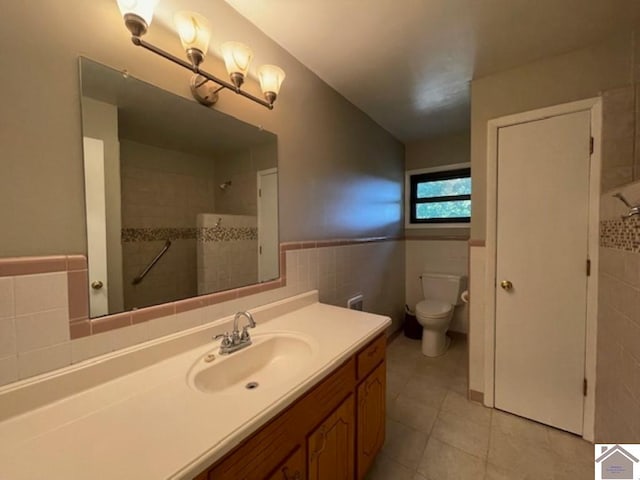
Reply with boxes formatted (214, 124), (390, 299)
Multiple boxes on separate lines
(79, 57), (279, 318)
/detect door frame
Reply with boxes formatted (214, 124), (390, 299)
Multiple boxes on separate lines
(257, 167), (279, 282)
(483, 98), (601, 441)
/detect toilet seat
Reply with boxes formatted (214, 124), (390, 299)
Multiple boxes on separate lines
(416, 299), (452, 319)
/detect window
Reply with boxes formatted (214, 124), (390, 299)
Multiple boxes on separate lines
(408, 167), (471, 224)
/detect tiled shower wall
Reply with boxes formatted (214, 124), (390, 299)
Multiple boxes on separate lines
(0, 240), (404, 387)
(120, 140), (217, 309)
(197, 213), (258, 294)
(596, 181), (640, 442)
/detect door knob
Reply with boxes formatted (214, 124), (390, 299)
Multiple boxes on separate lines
(91, 280), (104, 290)
(500, 280), (513, 291)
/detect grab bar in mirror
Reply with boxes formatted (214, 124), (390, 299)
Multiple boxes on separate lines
(132, 239), (172, 285)
(613, 192), (640, 219)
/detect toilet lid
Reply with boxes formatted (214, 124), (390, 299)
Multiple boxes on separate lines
(416, 299), (452, 318)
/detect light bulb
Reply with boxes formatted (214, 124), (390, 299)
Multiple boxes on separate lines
(221, 42), (254, 88)
(258, 65), (286, 104)
(116, 0), (158, 35)
(174, 12), (211, 66)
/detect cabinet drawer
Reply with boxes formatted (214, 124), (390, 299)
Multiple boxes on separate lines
(267, 446), (305, 480)
(356, 334), (385, 381)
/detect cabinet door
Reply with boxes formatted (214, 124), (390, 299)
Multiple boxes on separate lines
(307, 394), (355, 480)
(356, 361), (386, 479)
(267, 446), (305, 480)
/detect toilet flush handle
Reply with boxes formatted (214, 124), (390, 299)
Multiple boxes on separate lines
(500, 280), (513, 291)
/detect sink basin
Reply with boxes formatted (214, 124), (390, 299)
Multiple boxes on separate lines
(188, 331), (317, 394)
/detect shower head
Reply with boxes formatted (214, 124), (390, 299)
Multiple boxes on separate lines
(219, 180), (232, 191)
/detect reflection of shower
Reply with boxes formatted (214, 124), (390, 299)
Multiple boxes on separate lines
(219, 180), (232, 191)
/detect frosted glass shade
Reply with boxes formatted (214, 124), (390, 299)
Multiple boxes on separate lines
(116, 0), (158, 25)
(174, 12), (211, 55)
(258, 65), (286, 95)
(221, 42), (254, 77)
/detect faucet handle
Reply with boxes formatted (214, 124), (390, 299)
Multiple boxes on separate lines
(240, 325), (252, 342)
(214, 332), (232, 347)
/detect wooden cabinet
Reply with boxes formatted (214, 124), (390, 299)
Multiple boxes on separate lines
(198, 334), (386, 480)
(267, 446), (305, 480)
(307, 394), (355, 480)
(356, 362), (386, 479)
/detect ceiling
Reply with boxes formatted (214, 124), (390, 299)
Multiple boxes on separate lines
(219, 0), (636, 141)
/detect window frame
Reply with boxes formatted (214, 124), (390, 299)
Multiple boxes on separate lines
(405, 163), (471, 229)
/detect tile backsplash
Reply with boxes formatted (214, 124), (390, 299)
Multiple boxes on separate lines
(0, 239), (405, 388)
(0, 271), (70, 384)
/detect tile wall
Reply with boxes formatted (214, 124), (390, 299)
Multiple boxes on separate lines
(120, 141), (218, 310)
(197, 213), (259, 294)
(596, 180), (640, 442)
(0, 240), (404, 388)
(0, 256), (89, 386)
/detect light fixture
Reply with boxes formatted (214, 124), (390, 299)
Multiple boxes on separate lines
(174, 12), (210, 67)
(116, 2), (285, 110)
(258, 65), (286, 105)
(221, 42), (254, 90)
(116, 0), (159, 36)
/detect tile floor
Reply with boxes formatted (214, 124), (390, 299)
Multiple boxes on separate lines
(366, 334), (594, 480)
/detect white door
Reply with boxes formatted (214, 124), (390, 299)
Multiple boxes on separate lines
(495, 111), (591, 434)
(257, 168), (279, 281)
(83, 137), (109, 317)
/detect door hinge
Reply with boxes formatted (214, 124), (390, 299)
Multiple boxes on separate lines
(589, 136), (594, 155)
(583, 378), (588, 396)
(586, 259), (591, 277)
(258, 188), (262, 197)
(259, 245), (262, 255)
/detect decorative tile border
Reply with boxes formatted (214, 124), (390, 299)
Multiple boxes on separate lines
(600, 217), (640, 252)
(121, 227), (258, 243)
(197, 227), (257, 242)
(121, 228), (196, 242)
(0, 236), (400, 341)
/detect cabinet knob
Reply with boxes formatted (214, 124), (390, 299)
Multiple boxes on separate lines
(500, 280), (513, 291)
(282, 467), (301, 480)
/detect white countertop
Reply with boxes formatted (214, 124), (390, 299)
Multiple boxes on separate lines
(0, 292), (390, 479)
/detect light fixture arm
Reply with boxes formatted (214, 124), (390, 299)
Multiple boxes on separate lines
(130, 36), (274, 110)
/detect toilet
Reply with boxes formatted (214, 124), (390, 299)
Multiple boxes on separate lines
(415, 273), (467, 357)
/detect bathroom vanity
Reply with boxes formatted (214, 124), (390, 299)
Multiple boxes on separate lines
(200, 332), (386, 480)
(0, 291), (390, 479)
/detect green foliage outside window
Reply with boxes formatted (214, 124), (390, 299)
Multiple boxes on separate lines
(416, 200), (471, 220)
(417, 178), (471, 199)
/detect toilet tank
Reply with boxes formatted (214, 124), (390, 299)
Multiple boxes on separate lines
(420, 273), (467, 305)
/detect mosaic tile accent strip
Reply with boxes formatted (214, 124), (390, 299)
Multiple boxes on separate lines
(197, 227), (258, 242)
(600, 216), (640, 252)
(122, 228), (197, 242)
(122, 227), (258, 243)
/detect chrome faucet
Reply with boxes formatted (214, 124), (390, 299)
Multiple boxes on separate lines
(214, 311), (257, 355)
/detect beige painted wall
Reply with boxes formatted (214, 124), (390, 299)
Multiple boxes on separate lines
(405, 131), (470, 171)
(0, 0), (404, 257)
(470, 31), (634, 240)
(404, 131), (471, 240)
